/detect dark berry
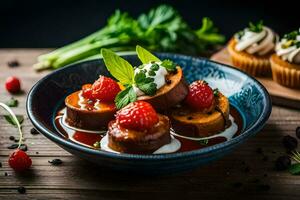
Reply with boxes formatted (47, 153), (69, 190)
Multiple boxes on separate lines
(282, 135), (298, 151)
(7, 60), (20, 67)
(30, 128), (40, 135)
(9, 136), (15, 141)
(275, 156), (291, 171)
(48, 159), (63, 166)
(17, 186), (26, 194)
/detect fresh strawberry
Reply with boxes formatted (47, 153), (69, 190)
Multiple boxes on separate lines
(185, 80), (215, 111)
(91, 76), (121, 102)
(5, 76), (21, 94)
(8, 149), (32, 172)
(116, 101), (159, 131)
(81, 84), (93, 99)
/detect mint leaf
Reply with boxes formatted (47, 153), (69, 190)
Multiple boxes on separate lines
(288, 163), (300, 175)
(115, 86), (137, 109)
(248, 20), (263, 33)
(134, 71), (157, 95)
(5, 98), (18, 107)
(4, 115), (24, 127)
(161, 59), (177, 71)
(136, 45), (161, 64)
(101, 48), (134, 85)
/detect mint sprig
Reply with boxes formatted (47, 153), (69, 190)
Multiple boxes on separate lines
(248, 20), (264, 33)
(136, 45), (161, 64)
(161, 59), (177, 72)
(115, 86), (137, 109)
(101, 48), (134, 85)
(135, 71), (157, 95)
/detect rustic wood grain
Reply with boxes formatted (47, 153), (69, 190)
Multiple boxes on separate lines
(211, 48), (300, 109)
(0, 49), (300, 200)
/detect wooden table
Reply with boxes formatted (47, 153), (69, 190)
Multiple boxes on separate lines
(0, 49), (300, 200)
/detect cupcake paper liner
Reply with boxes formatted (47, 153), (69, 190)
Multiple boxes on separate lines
(227, 39), (272, 77)
(270, 54), (300, 88)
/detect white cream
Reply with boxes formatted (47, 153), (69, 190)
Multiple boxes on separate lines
(134, 62), (168, 97)
(171, 115), (238, 141)
(276, 29), (300, 64)
(235, 26), (276, 56)
(100, 134), (181, 154)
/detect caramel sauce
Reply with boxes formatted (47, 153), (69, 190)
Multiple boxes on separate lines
(54, 106), (243, 153)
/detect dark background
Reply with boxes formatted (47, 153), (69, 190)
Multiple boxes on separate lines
(0, 0), (299, 48)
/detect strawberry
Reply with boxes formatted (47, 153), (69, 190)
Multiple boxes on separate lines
(5, 76), (21, 94)
(8, 149), (32, 172)
(185, 80), (215, 111)
(81, 84), (93, 99)
(91, 76), (121, 102)
(116, 101), (159, 131)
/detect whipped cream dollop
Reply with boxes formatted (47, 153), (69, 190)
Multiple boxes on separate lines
(275, 29), (300, 64)
(235, 26), (277, 56)
(133, 62), (168, 97)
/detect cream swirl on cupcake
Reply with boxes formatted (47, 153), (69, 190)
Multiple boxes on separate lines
(275, 29), (300, 64)
(234, 21), (277, 56)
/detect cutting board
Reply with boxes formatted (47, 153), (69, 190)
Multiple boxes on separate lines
(211, 48), (300, 109)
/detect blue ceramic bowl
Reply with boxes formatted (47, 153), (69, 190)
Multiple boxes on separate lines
(26, 53), (271, 174)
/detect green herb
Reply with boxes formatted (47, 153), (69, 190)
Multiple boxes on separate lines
(283, 30), (299, 40)
(114, 86), (137, 109)
(150, 64), (159, 71)
(134, 71), (157, 95)
(5, 98), (18, 107)
(4, 115), (24, 127)
(34, 5), (225, 71)
(213, 88), (219, 97)
(136, 45), (161, 64)
(288, 163), (300, 175)
(0, 103), (24, 148)
(148, 70), (156, 76)
(161, 59), (177, 72)
(101, 48), (134, 85)
(199, 139), (209, 145)
(248, 20), (264, 33)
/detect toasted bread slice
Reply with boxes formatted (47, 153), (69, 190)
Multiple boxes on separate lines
(137, 67), (188, 111)
(169, 93), (230, 137)
(108, 114), (171, 154)
(65, 91), (116, 130)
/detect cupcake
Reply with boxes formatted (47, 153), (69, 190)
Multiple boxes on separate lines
(228, 21), (277, 76)
(270, 29), (300, 88)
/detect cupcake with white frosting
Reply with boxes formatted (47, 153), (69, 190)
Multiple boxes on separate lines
(270, 29), (300, 88)
(228, 21), (277, 76)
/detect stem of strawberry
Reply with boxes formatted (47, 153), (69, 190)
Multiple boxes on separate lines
(0, 103), (23, 148)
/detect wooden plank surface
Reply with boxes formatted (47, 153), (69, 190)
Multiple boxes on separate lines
(0, 49), (300, 200)
(211, 48), (300, 109)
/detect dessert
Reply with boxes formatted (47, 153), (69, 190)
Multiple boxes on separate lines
(228, 21), (277, 76)
(101, 101), (180, 154)
(270, 29), (300, 88)
(65, 76), (120, 130)
(102, 46), (188, 111)
(169, 81), (231, 137)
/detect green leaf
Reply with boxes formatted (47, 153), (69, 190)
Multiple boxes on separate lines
(136, 45), (160, 64)
(248, 20), (264, 33)
(5, 98), (18, 107)
(101, 48), (134, 85)
(161, 59), (177, 71)
(134, 71), (157, 95)
(288, 163), (300, 175)
(199, 139), (209, 145)
(4, 115), (24, 127)
(115, 86), (137, 109)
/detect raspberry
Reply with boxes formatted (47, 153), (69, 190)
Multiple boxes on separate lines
(116, 101), (159, 131)
(81, 84), (93, 99)
(185, 80), (214, 111)
(5, 76), (21, 94)
(91, 76), (121, 102)
(8, 149), (32, 172)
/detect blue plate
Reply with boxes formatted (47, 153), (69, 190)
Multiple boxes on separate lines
(26, 53), (272, 174)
